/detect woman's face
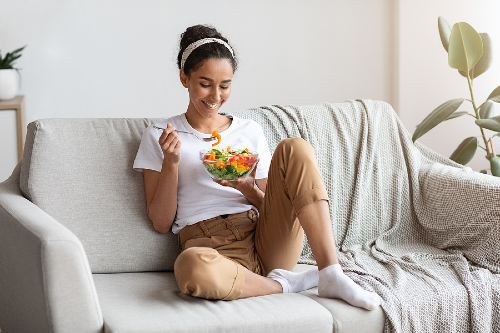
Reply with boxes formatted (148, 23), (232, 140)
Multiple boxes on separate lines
(180, 58), (234, 118)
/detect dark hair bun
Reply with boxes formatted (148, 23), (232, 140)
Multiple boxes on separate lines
(177, 24), (237, 74)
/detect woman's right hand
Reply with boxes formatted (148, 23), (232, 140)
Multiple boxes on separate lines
(159, 122), (181, 166)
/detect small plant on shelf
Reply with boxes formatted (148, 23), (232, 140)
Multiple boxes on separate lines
(0, 45), (26, 100)
(0, 46), (26, 70)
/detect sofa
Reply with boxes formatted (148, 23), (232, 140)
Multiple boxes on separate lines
(1, 100), (498, 333)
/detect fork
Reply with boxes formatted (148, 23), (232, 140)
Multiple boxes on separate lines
(152, 125), (216, 142)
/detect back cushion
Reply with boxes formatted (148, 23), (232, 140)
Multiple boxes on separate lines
(20, 118), (178, 273)
(19, 101), (401, 272)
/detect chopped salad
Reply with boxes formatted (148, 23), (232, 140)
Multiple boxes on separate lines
(201, 146), (259, 180)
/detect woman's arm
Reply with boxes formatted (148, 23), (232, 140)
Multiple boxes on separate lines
(256, 178), (267, 192)
(144, 163), (179, 234)
(144, 123), (181, 234)
(214, 169), (268, 212)
(241, 178), (267, 211)
(240, 181), (265, 212)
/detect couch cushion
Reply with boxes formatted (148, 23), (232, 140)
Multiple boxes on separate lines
(301, 289), (385, 333)
(293, 264), (385, 333)
(20, 118), (179, 273)
(93, 271), (333, 333)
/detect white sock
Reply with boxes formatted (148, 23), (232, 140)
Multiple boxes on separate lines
(318, 264), (381, 310)
(267, 267), (319, 293)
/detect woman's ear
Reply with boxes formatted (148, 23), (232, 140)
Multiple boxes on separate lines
(179, 69), (189, 88)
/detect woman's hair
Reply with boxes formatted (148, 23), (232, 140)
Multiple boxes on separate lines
(177, 24), (238, 75)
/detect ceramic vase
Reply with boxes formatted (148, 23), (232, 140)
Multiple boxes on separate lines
(0, 69), (19, 100)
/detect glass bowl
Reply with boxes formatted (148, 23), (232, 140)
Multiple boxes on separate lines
(200, 148), (259, 181)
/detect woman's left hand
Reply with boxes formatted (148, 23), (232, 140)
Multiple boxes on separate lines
(213, 164), (258, 196)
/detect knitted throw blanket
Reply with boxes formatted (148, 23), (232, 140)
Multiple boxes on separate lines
(231, 100), (500, 333)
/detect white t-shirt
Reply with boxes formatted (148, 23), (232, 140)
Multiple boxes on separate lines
(133, 113), (272, 234)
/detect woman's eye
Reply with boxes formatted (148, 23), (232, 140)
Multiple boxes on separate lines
(200, 83), (230, 89)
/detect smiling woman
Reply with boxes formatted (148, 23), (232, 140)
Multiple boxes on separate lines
(131, 24), (381, 310)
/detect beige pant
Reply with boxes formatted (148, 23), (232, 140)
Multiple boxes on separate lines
(174, 138), (330, 300)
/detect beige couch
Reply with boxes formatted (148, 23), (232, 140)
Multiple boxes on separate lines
(3, 100), (453, 332)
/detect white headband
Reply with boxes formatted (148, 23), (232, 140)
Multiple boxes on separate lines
(180, 37), (234, 69)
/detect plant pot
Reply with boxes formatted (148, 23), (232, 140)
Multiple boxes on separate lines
(0, 69), (19, 100)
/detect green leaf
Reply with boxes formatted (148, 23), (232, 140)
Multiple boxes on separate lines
(490, 156), (500, 177)
(7, 54), (21, 65)
(3, 52), (13, 64)
(479, 100), (495, 119)
(226, 165), (236, 173)
(413, 98), (465, 141)
(487, 85), (500, 103)
(438, 17), (452, 52)
(472, 33), (492, 78)
(449, 137), (478, 165)
(446, 111), (469, 120)
(475, 116), (500, 132)
(10, 46), (26, 56)
(448, 22), (483, 74)
(458, 33), (492, 78)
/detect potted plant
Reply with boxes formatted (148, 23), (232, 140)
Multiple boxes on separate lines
(412, 17), (500, 176)
(0, 45), (26, 100)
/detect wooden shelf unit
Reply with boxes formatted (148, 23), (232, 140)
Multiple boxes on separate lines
(0, 95), (25, 161)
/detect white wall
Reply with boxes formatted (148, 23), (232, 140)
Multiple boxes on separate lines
(4, 0), (500, 180)
(0, 0), (395, 180)
(397, 0), (500, 172)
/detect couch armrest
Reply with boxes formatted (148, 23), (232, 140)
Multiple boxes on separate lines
(0, 163), (103, 333)
(418, 162), (500, 273)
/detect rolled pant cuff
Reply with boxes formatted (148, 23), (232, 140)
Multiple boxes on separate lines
(292, 187), (330, 215)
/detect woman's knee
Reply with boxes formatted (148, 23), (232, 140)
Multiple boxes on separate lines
(275, 137), (315, 160)
(174, 247), (239, 300)
(174, 247), (217, 293)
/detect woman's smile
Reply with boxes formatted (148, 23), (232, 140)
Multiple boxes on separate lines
(202, 100), (220, 110)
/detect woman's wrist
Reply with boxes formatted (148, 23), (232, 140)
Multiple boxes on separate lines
(160, 161), (179, 176)
(242, 181), (264, 210)
(238, 179), (256, 196)
(161, 160), (179, 174)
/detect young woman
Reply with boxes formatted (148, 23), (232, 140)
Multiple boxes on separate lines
(133, 24), (381, 310)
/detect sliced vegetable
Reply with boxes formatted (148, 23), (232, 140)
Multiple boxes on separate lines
(212, 130), (222, 147)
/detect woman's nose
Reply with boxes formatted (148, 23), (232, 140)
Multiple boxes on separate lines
(209, 87), (221, 102)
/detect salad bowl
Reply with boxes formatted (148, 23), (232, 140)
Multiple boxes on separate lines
(200, 147), (259, 181)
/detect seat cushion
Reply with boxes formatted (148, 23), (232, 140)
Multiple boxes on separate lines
(300, 289), (385, 333)
(293, 264), (385, 333)
(93, 271), (333, 333)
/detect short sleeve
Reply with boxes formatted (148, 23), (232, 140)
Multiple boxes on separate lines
(133, 126), (164, 173)
(253, 122), (272, 179)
